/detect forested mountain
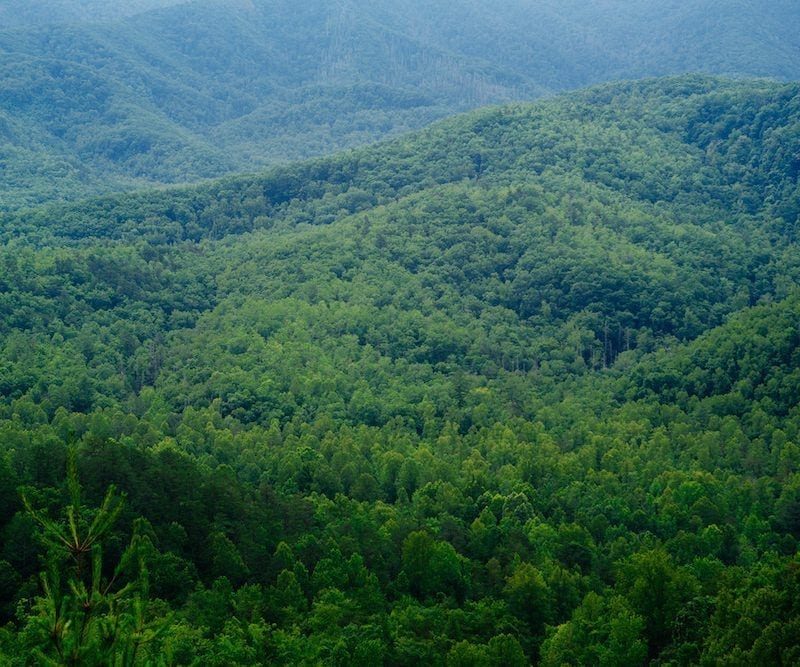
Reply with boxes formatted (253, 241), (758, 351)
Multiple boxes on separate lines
(0, 76), (799, 663)
(0, 0), (187, 27)
(2, 0), (800, 209)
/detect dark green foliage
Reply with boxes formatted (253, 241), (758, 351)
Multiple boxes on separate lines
(13, 448), (169, 665)
(1, 77), (800, 662)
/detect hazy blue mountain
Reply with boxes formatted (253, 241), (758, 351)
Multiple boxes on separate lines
(1, 0), (799, 209)
(0, 0), (188, 27)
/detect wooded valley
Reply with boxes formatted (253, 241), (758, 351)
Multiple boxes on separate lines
(0, 76), (799, 663)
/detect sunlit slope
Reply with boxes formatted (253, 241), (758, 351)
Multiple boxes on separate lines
(3, 76), (799, 417)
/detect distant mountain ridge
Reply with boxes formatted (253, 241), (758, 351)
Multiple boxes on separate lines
(0, 0), (189, 27)
(1, 0), (799, 210)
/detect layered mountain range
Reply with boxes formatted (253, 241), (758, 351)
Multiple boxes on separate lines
(2, 0), (800, 209)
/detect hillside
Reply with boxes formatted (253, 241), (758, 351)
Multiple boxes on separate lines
(0, 77), (799, 663)
(2, 0), (800, 209)
(0, 0), (187, 27)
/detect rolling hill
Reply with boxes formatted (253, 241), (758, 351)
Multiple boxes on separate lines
(0, 76), (799, 663)
(1, 0), (800, 209)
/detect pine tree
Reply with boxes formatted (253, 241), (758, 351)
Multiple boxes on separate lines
(16, 447), (169, 666)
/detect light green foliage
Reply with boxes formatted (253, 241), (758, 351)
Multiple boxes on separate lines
(541, 592), (647, 666)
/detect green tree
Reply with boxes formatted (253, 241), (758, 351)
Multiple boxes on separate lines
(617, 549), (699, 659)
(540, 592), (647, 666)
(401, 531), (467, 601)
(16, 448), (169, 665)
(503, 561), (552, 644)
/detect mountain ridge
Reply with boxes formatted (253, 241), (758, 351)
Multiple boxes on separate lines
(1, 1), (799, 210)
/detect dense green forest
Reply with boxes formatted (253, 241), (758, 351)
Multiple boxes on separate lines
(2, 0), (800, 210)
(0, 76), (799, 663)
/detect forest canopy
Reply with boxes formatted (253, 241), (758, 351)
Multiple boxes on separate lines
(0, 76), (799, 663)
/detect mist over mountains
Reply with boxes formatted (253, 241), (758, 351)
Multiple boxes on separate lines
(2, 0), (799, 209)
(0, 0), (188, 27)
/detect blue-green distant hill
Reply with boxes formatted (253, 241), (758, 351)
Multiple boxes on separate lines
(1, 0), (799, 208)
